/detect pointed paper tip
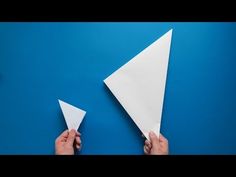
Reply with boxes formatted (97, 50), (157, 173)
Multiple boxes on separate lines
(58, 99), (63, 105)
(103, 78), (108, 85)
(167, 29), (173, 36)
(58, 99), (67, 108)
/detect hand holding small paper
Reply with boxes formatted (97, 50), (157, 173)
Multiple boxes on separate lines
(55, 129), (82, 155)
(57, 100), (85, 155)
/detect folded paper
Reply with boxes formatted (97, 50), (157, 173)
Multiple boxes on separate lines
(58, 99), (86, 131)
(104, 29), (172, 140)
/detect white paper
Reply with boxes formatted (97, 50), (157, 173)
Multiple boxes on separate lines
(58, 99), (86, 131)
(104, 29), (172, 140)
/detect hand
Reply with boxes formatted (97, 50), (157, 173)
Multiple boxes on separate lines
(144, 131), (169, 155)
(55, 129), (82, 155)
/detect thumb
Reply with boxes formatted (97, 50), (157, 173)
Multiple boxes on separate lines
(149, 131), (159, 148)
(67, 129), (76, 146)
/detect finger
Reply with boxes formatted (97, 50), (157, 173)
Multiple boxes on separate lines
(145, 140), (152, 149)
(145, 145), (151, 152)
(75, 136), (81, 144)
(159, 133), (168, 143)
(56, 130), (69, 142)
(76, 144), (81, 150)
(77, 143), (82, 151)
(67, 129), (76, 146)
(144, 146), (150, 155)
(144, 146), (148, 154)
(149, 131), (159, 148)
(145, 140), (151, 147)
(60, 130), (69, 138)
(76, 131), (81, 136)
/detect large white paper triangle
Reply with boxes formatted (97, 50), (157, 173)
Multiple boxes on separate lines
(58, 99), (86, 131)
(104, 29), (172, 140)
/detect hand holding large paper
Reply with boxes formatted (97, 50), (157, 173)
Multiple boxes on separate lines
(104, 29), (172, 140)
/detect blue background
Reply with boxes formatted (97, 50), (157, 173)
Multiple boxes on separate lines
(0, 22), (236, 154)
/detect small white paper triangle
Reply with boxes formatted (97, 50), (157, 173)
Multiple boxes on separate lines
(58, 99), (86, 131)
(104, 29), (172, 140)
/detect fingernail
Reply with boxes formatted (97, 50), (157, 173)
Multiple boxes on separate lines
(71, 129), (76, 135)
(150, 131), (155, 137)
